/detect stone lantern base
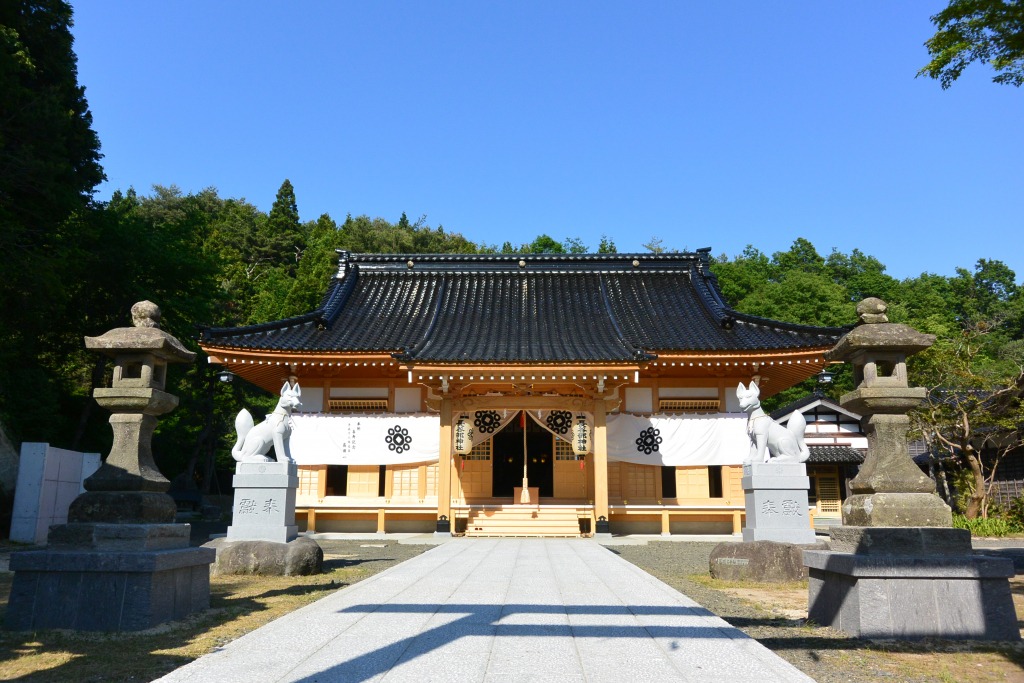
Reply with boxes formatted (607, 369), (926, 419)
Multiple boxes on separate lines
(803, 527), (1019, 640)
(6, 509), (214, 631)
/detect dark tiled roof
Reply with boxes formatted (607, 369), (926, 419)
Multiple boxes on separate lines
(201, 250), (848, 364)
(808, 445), (865, 464)
(768, 393), (858, 420)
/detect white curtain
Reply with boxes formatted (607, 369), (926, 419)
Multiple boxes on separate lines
(290, 411), (749, 467)
(290, 414), (440, 465)
(461, 409), (519, 449)
(607, 413), (748, 466)
(527, 410), (593, 449)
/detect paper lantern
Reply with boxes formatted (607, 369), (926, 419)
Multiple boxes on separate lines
(454, 414), (474, 455)
(572, 414), (590, 456)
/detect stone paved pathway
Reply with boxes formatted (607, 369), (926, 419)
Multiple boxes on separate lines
(157, 538), (814, 683)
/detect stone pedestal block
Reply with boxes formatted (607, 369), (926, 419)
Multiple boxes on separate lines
(804, 549), (1019, 640)
(226, 461), (298, 544)
(741, 463), (817, 544)
(842, 492), (952, 528)
(4, 522), (214, 632)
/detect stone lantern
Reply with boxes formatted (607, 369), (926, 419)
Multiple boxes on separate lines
(6, 302), (215, 632)
(71, 300), (194, 521)
(802, 298), (1018, 640)
(824, 297), (949, 527)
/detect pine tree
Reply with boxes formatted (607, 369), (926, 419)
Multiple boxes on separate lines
(258, 179), (305, 273)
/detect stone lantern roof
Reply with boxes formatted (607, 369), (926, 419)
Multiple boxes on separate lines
(84, 300), (195, 364)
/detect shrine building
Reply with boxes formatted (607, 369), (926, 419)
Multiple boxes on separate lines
(200, 250), (847, 537)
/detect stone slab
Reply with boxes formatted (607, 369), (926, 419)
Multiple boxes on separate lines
(47, 522), (191, 551)
(9, 545), (215, 573)
(804, 550), (1019, 640)
(155, 539), (814, 682)
(742, 526), (817, 544)
(743, 462), (808, 478)
(828, 526), (972, 556)
(5, 546), (214, 631)
(224, 523), (299, 545)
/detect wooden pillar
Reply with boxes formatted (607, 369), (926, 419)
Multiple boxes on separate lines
(732, 509), (743, 535)
(437, 397), (453, 533)
(593, 400), (610, 534)
(307, 508), (317, 533)
(377, 508), (386, 534)
(661, 509), (670, 536)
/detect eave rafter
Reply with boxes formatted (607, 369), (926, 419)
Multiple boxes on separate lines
(200, 345), (403, 392)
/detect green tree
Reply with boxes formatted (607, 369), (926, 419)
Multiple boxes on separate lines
(0, 0), (105, 440)
(526, 234), (565, 254)
(912, 320), (1024, 518)
(597, 235), (618, 254)
(642, 237), (666, 254)
(258, 179), (305, 273)
(563, 237), (588, 254)
(919, 0), (1024, 88)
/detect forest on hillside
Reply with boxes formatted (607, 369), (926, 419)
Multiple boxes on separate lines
(3, 2), (1022, 520)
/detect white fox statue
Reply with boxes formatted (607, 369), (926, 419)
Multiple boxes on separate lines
(231, 381), (302, 463)
(736, 381), (809, 464)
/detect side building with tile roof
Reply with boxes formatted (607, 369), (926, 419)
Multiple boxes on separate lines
(771, 394), (866, 529)
(201, 249), (847, 536)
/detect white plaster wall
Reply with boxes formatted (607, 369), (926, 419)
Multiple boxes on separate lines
(625, 388), (653, 413)
(724, 391), (742, 413)
(394, 388), (422, 413)
(300, 387), (323, 413)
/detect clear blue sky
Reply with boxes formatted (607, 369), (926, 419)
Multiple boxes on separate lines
(70, 2), (1022, 281)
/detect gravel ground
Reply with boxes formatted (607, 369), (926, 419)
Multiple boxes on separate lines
(606, 541), (1024, 683)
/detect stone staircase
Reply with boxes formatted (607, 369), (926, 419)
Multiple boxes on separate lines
(463, 505), (585, 537)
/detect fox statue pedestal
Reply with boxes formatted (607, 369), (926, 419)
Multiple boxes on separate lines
(204, 384), (322, 577)
(226, 461), (298, 544)
(741, 463), (816, 544)
(205, 460), (321, 576)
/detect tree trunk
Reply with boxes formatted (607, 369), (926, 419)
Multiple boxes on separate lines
(963, 447), (986, 519)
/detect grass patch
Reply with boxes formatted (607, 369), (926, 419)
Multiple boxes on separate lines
(0, 541), (429, 682)
(686, 573), (808, 592)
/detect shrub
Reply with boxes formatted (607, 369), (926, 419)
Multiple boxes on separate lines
(952, 514), (1023, 537)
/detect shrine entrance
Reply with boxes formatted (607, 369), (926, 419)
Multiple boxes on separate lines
(492, 412), (553, 498)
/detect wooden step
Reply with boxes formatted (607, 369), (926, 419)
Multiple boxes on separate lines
(464, 507), (584, 537)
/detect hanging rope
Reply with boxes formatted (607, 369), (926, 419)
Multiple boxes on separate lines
(520, 410), (531, 503)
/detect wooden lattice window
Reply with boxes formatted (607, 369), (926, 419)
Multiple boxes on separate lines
(554, 439), (576, 461)
(463, 440), (492, 461)
(624, 463), (657, 499)
(391, 465), (419, 498)
(328, 399), (388, 412)
(659, 399), (721, 413)
(298, 466), (320, 497)
(817, 476), (841, 513)
(424, 463), (438, 497)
